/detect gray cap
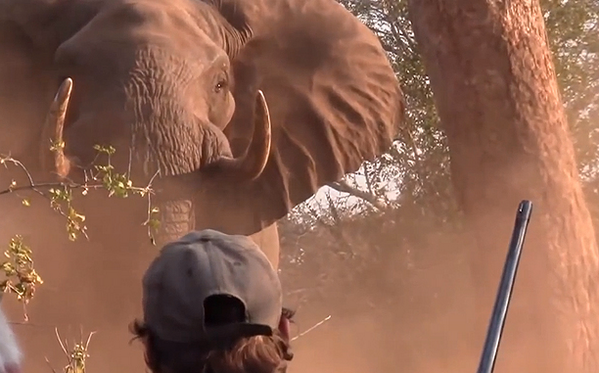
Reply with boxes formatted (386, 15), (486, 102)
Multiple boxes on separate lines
(142, 229), (283, 343)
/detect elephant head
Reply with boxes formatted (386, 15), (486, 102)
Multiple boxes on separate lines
(0, 0), (404, 262)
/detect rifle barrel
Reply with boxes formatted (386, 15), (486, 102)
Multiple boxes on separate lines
(476, 200), (533, 373)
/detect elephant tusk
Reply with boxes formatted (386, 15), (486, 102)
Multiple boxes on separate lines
(40, 78), (73, 180)
(211, 90), (272, 181)
(241, 90), (272, 180)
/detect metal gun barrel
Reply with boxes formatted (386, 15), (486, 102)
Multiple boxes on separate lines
(476, 200), (533, 373)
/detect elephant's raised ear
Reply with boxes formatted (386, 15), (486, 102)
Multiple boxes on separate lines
(211, 0), (404, 235)
(0, 0), (99, 166)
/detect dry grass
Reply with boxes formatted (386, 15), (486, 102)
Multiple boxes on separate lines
(44, 329), (95, 373)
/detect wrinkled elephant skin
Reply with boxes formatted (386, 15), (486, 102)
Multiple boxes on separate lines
(0, 0), (404, 370)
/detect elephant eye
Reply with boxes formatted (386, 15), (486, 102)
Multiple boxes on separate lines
(214, 77), (228, 93)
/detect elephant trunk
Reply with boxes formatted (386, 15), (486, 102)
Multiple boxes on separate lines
(153, 198), (195, 246)
(40, 78), (273, 244)
(42, 78), (272, 185)
(152, 90), (273, 243)
(197, 90), (272, 183)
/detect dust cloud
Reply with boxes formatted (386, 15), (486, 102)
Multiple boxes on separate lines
(0, 181), (579, 373)
(0, 195), (487, 373)
(0, 193), (153, 373)
(280, 228), (484, 373)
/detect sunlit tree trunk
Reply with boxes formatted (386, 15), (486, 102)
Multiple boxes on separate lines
(407, 0), (599, 372)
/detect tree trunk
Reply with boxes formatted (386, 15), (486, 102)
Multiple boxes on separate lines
(407, 0), (599, 372)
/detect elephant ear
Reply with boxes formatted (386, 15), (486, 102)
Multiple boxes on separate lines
(210, 0), (404, 235)
(0, 0), (99, 168)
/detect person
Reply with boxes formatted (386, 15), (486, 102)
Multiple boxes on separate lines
(130, 229), (294, 373)
(0, 298), (22, 373)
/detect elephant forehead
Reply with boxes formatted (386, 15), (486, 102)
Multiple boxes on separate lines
(56, 0), (228, 66)
(125, 47), (227, 85)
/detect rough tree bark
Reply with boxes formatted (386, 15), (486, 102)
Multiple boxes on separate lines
(407, 0), (599, 372)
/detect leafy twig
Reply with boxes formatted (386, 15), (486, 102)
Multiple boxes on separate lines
(0, 235), (43, 320)
(0, 144), (160, 242)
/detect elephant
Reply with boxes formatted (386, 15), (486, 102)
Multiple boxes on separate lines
(0, 0), (404, 370)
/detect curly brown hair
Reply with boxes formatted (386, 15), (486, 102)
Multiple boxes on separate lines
(130, 313), (294, 373)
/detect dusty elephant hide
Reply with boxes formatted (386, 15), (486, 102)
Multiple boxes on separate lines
(0, 0), (403, 371)
(0, 0), (403, 247)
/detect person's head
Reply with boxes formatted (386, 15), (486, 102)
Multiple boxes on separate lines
(131, 229), (294, 373)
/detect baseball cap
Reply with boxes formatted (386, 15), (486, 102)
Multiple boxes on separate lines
(142, 229), (283, 344)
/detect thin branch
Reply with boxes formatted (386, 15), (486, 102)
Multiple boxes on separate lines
(0, 150), (158, 243)
(327, 180), (386, 210)
(291, 315), (332, 342)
